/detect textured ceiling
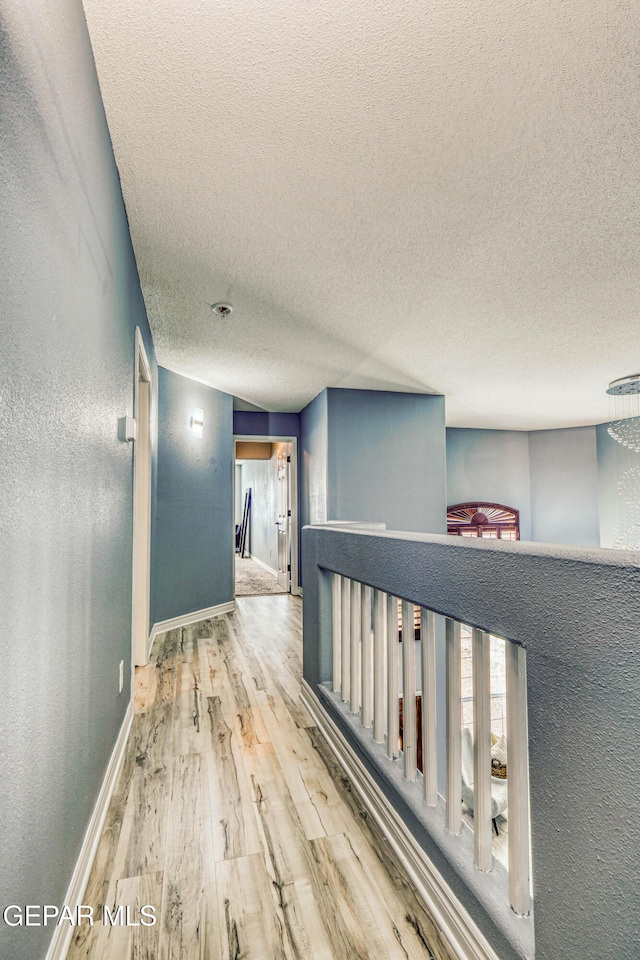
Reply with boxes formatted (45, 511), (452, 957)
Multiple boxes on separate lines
(83, 0), (640, 428)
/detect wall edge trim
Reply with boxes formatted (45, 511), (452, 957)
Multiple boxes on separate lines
(45, 700), (134, 960)
(148, 600), (236, 656)
(248, 552), (278, 577)
(300, 679), (500, 960)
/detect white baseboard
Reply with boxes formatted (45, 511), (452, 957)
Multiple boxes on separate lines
(249, 553), (303, 596)
(248, 552), (279, 577)
(148, 600), (236, 657)
(45, 701), (134, 960)
(300, 680), (500, 960)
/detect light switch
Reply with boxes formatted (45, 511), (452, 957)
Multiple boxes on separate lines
(118, 416), (137, 442)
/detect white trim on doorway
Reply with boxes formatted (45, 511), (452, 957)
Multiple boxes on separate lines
(131, 327), (153, 668)
(233, 434), (301, 597)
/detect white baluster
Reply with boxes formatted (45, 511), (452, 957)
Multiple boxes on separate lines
(350, 581), (361, 715)
(340, 577), (350, 703)
(386, 594), (399, 759)
(361, 585), (373, 728)
(506, 641), (532, 916)
(446, 618), (462, 834)
(373, 590), (386, 743)
(472, 628), (492, 872)
(401, 601), (417, 781)
(420, 608), (438, 805)
(331, 574), (342, 695)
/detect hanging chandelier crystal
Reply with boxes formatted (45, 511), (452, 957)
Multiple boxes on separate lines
(617, 465), (640, 506)
(607, 374), (640, 550)
(607, 374), (640, 452)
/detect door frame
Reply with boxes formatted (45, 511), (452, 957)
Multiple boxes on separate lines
(132, 327), (153, 666)
(276, 444), (290, 591)
(233, 434), (300, 597)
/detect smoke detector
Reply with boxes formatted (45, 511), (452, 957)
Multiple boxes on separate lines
(211, 302), (233, 318)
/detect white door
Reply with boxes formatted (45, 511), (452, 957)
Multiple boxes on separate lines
(276, 448), (290, 591)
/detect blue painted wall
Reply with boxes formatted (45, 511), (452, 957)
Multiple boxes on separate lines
(153, 368), (233, 622)
(300, 391), (329, 528)
(233, 410), (300, 439)
(447, 426), (602, 547)
(0, 3), (157, 958)
(446, 428), (532, 539)
(327, 389), (447, 533)
(529, 426), (600, 547)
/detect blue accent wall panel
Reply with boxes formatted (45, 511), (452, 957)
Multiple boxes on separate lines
(233, 410), (300, 438)
(327, 389), (447, 534)
(300, 390), (329, 528)
(153, 368), (233, 623)
(446, 428), (532, 539)
(448, 426), (602, 547)
(529, 426), (600, 547)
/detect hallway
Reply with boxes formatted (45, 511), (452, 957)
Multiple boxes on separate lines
(68, 596), (454, 960)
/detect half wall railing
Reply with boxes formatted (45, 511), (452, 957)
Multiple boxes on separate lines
(301, 525), (640, 960)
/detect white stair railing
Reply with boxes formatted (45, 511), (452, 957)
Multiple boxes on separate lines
(340, 575), (350, 704)
(331, 573), (342, 695)
(445, 617), (462, 835)
(506, 639), (532, 916)
(401, 600), (417, 782)
(361, 585), (373, 729)
(472, 627), (492, 872)
(349, 580), (361, 715)
(420, 607), (438, 806)
(372, 589), (386, 744)
(329, 575), (532, 917)
(386, 591), (400, 761)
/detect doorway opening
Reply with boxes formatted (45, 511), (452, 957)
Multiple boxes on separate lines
(233, 435), (299, 598)
(132, 328), (152, 666)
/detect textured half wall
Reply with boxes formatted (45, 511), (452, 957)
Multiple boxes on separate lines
(303, 526), (640, 960)
(0, 2), (157, 958)
(153, 368), (233, 622)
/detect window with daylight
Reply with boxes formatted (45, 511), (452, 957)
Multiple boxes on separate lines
(446, 502), (520, 540)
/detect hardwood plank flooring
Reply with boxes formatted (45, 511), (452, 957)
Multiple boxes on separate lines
(68, 596), (456, 960)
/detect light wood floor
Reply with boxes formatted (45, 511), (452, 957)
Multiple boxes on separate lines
(68, 595), (456, 960)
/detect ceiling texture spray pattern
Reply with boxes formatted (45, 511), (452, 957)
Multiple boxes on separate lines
(83, 0), (640, 428)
